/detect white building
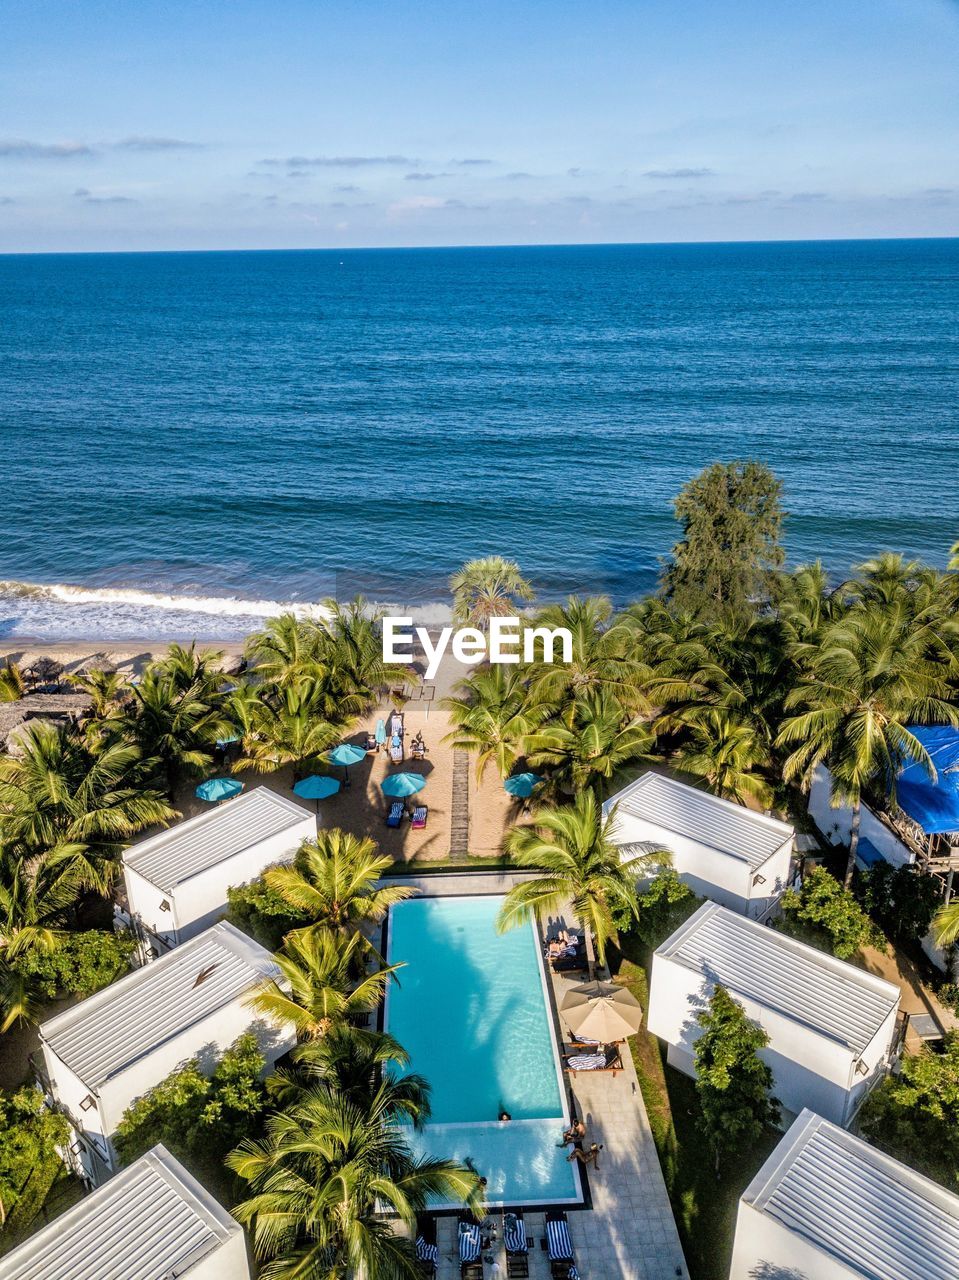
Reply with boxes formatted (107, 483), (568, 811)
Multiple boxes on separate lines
(0, 1144), (251, 1280)
(122, 786), (314, 954)
(603, 772), (794, 918)
(730, 1108), (959, 1280)
(37, 921), (296, 1186)
(647, 902), (900, 1127)
(808, 764), (915, 870)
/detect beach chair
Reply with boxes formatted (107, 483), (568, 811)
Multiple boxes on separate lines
(458, 1219), (483, 1279)
(415, 1215), (439, 1277)
(550, 946), (588, 975)
(411, 805), (428, 830)
(504, 1212), (529, 1278)
(386, 801), (405, 828)
(390, 710), (404, 737)
(545, 1210), (576, 1279)
(563, 1044), (623, 1076)
(390, 735), (404, 764)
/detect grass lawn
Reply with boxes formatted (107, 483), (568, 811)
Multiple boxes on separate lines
(613, 940), (780, 1280)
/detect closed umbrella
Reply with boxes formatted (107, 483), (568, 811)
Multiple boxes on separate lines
(195, 777), (244, 803)
(560, 981), (643, 1042)
(375, 719), (386, 746)
(504, 772), (542, 799)
(381, 772), (426, 798)
(327, 742), (368, 786)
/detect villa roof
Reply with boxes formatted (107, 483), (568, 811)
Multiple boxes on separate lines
(40, 922), (281, 1089)
(0, 1144), (242, 1280)
(123, 785), (311, 893)
(742, 1109), (959, 1280)
(605, 772), (793, 869)
(656, 902), (899, 1055)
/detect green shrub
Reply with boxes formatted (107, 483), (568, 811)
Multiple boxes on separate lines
(777, 865), (884, 959)
(618, 869), (698, 949)
(11, 930), (136, 1000)
(113, 1033), (267, 1170)
(0, 1088), (70, 1233)
(856, 862), (941, 945)
(227, 877), (310, 949)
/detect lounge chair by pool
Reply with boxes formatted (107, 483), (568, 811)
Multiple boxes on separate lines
(411, 804), (428, 829)
(550, 947), (588, 974)
(386, 800), (405, 828)
(545, 1210), (576, 1277)
(415, 1214), (438, 1277)
(562, 1044), (623, 1075)
(505, 1212), (529, 1277)
(458, 1219), (482, 1279)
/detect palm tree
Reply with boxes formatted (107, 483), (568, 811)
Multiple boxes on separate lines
(443, 664), (549, 781)
(0, 663), (24, 703)
(249, 928), (402, 1041)
(524, 690), (656, 799)
(498, 791), (668, 978)
(127, 668), (233, 795)
(672, 708), (772, 807)
(0, 723), (175, 887)
(229, 1055), (484, 1280)
(245, 613), (327, 689)
(449, 556), (534, 630)
(526, 596), (649, 720)
(268, 1025), (420, 1111)
(777, 604), (959, 887)
(0, 846), (89, 1029)
(234, 682), (342, 780)
(320, 598), (392, 715)
(264, 831), (416, 934)
(950, 540), (959, 572)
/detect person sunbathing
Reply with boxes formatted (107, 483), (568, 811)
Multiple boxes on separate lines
(547, 931), (580, 958)
(559, 1120), (586, 1146)
(567, 1142), (604, 1169)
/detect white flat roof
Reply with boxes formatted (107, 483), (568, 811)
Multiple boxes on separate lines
(40, 921), (281, 1089)
(124, 785), (311, 893)
(606, 771), (793, 869)
(0, 1144), (242, 1280)
(743, 1109), (959, 1280)
(656, 902), (899, 1054)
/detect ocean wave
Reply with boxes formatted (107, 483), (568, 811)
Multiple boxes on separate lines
(0, 580), (331, 621)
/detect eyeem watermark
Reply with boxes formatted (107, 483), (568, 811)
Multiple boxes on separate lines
(383, 616), (573, 680)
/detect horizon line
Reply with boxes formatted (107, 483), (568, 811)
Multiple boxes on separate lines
(1, 233), (958, 258)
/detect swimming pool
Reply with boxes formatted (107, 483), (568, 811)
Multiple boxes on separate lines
(385, 894), (582, 1206)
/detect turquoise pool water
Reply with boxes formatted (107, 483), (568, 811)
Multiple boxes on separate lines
(385, 894), (582, 1205)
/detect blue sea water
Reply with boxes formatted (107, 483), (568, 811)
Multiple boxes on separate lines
(0, 240), (957, 641)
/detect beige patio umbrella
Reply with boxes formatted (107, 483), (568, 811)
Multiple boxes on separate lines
(560, 981), (643, 1042)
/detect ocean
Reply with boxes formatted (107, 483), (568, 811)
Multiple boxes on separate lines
(0, 239), (957, 642)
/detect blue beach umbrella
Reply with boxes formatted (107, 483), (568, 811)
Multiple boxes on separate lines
(196, 777), (244, 803)
(504, 772), (542, 799)
(327, 741), (368, 786)
(293, 775), (341, 801)
(381, 772), (427, 798)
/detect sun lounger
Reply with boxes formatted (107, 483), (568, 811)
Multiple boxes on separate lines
(411, 805), (428, 829)
(563, 1044), (623, 1075)
(459, 1219), (482, 1278)
(550, 948), (588, 974)
(504, 1212), (529, 1277)
(386, 801), (405, 828)
(390, 735), (404, 763)
(390, 711), (404, 737)
(545, 1211), (579, 1278)
(415, 1215), (438, 1276)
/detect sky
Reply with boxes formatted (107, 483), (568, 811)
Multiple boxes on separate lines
(1, 0), (958, 251)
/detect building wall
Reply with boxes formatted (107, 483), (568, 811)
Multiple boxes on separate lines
(729, 1199), (863, 1280)
(40, 1045), (115, 1183)
(808, 765), (914, 868)
(607, 810), (790, 918)
(192, 1231), (253, 1280)
(646, 951), (897, 1127)
(124, 814), (314, 947)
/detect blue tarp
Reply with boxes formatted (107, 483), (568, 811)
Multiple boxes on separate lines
(896, 725), (959, 835)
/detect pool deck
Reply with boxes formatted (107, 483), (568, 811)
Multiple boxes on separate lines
(386, 872), (689, 1280)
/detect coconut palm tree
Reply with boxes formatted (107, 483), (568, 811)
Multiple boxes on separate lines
(245, 613), (328, 689)
(526, 596), (649, 720)
(498, 790), (668, 978)
(0, 723), (175, 886)
(249, 928), (403, 1041)
(777, 604), (959, 887)
(672, 708), (772, 807)
(449, 556), (534, 630)
(320, 598), (392, 715)
(264, 831), (416, 935)
(127, 667), (233, 795)
(0, 663), (24, 703)
(234, 682), (342, 780)
(443, 664), (550, 781)
(268, 1025), (420, 1112)
(524, 690), (657, 799)
(228, 1060), (484, 1280)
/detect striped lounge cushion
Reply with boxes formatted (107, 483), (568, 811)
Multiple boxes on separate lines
(567, 1053), (605, 1070)
(503, 1214), (527, 1254)
(546, 1216), (574, 1261)
(415, 1236), (439, 1264)
(458, 1222), (481, 1262)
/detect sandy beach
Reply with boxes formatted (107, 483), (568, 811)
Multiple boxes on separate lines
(1, 637), (517, 864)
